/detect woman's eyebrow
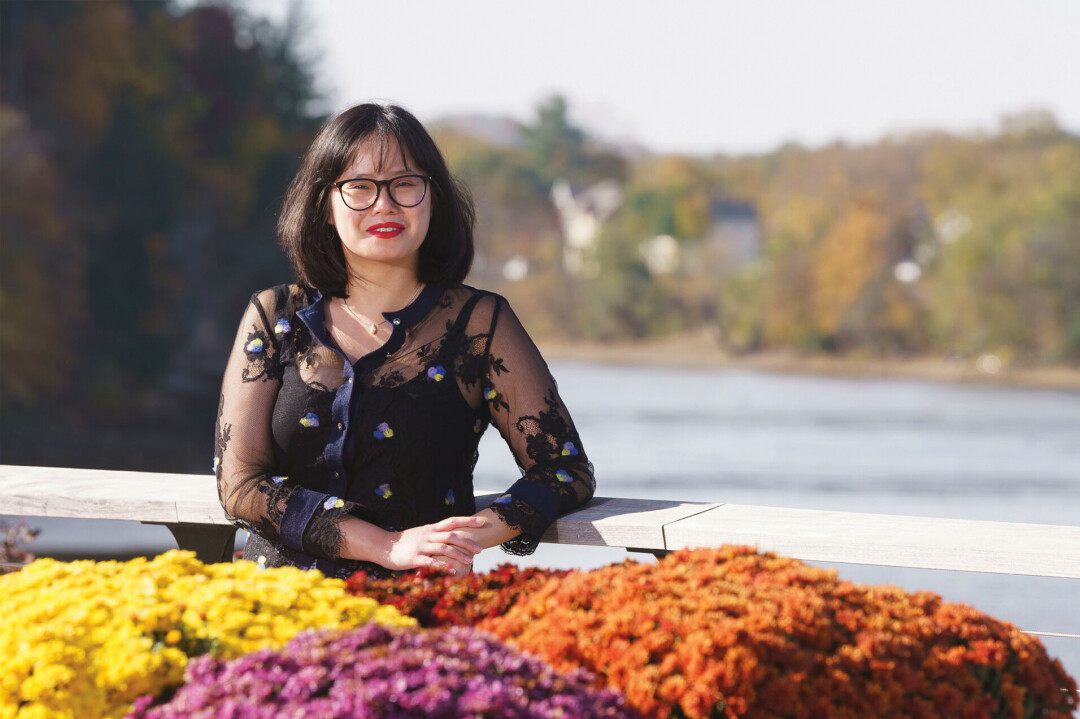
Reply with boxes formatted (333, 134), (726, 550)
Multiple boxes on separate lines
(341, 168), (411, 179)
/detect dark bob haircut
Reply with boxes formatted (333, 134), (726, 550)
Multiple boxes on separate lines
(278, 103), (475, 297)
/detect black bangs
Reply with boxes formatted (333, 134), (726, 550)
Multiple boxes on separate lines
(342, 119), (413, 176)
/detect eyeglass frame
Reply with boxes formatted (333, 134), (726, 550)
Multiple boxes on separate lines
(328, 174), (433, 211)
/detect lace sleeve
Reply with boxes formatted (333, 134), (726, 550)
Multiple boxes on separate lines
(214, 290), (355, 561)
(479, 296), (595, 555)
(214, 290), (290, 545)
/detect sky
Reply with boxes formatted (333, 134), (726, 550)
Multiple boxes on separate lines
(246, 0), (1079, 156)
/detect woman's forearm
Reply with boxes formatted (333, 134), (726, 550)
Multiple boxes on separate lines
(337, 516), (394, 563)
(463, 507), (521, 549)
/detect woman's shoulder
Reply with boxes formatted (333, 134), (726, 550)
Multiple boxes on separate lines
(441, 284), (511, 326)
(249, 283), (311, 317)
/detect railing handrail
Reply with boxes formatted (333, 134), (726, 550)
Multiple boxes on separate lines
(2, 464), (1078, 580)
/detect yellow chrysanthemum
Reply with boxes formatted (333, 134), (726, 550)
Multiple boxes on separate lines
(0, 550), (414, 719)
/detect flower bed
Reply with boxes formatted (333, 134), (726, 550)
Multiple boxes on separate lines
(3, 546), (1075, 719)
(345, 562), (568, 627)
(127, 623), (638, 718)
(0, 551), (413, 719)
(477, 547), (1077, 719)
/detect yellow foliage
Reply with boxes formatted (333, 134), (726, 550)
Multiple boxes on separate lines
(674, 191), (710, 239)
(654, 155), (700, 188)
(765, 193), (833, 252)
(762, 256), (813, 347)
(811, 199), (887, 335)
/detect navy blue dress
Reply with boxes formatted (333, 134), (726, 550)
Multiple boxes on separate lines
(214, 283), (594, 577)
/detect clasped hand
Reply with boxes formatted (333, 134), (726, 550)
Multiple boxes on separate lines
(381, 515), (487, 576)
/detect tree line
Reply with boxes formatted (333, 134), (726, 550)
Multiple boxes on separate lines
(439, 105), (1080, 366)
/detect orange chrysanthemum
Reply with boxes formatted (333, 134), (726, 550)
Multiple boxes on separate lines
(474, 547), (1077, 719)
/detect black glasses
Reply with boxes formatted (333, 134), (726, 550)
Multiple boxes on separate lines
(329, 174), (431, 211)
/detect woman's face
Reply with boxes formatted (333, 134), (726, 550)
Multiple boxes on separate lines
(328, 136), (432, 275)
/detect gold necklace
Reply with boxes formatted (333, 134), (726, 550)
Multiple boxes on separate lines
(341, 283), (423, 335)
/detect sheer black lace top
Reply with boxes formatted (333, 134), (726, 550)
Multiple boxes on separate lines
(214, 284), (594, 578)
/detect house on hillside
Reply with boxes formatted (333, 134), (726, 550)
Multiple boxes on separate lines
(700, 200), (760, 272)
(551, 178), (623, 276)
(644, 199), (761, 277)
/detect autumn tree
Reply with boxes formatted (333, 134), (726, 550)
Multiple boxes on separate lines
(0, 0), (322, 468)
(809, 196), (888, 345)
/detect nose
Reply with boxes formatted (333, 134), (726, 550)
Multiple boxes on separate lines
(369, 182), (401, 213)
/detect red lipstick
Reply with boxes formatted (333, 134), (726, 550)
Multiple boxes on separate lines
(367, 222), (404, 239)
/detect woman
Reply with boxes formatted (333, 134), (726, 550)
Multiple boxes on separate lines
(214, 103), (594, 578)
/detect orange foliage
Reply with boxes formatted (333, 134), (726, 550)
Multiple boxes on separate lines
(480, 547), (1077, 719)
(811, 197), (887, 336)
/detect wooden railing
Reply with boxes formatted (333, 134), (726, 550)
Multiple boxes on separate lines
(2, 464), (1078, 579)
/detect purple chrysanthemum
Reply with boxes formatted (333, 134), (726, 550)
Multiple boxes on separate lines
(127, 624), (637, 719)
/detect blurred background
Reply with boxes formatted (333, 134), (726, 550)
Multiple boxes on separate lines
(1, 0), (1078, 673)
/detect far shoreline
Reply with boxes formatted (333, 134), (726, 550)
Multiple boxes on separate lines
(537, 331), (1080, 391)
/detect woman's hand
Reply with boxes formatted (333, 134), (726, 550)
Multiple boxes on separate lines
(379, 516), (487, 574)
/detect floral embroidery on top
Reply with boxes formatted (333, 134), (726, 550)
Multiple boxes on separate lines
(323, 496), (345, 511)
(240, 321), (282, 383)
(427, 365), (446, 382)
(300, 413), (320, 428)
(244, 335), (265, 355)
(555, 470), (573, 483)
(373, 422), (394, 439)
(473, 419), (485, 434)
(374, 368), (406, 388)
(376, 484), (392, 499)
(483, 385), (509, 413)
(274, 318), (292, 335)
(514, 390), (584, 465)
(445, 490), (455, 506)
(494, 494), (512, 504)
(489, 356), (508, 377)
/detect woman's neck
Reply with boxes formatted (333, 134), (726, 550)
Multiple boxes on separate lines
(343, 264), (423, 316)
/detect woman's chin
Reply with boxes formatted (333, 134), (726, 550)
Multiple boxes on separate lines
(341, 243), (422, 269)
